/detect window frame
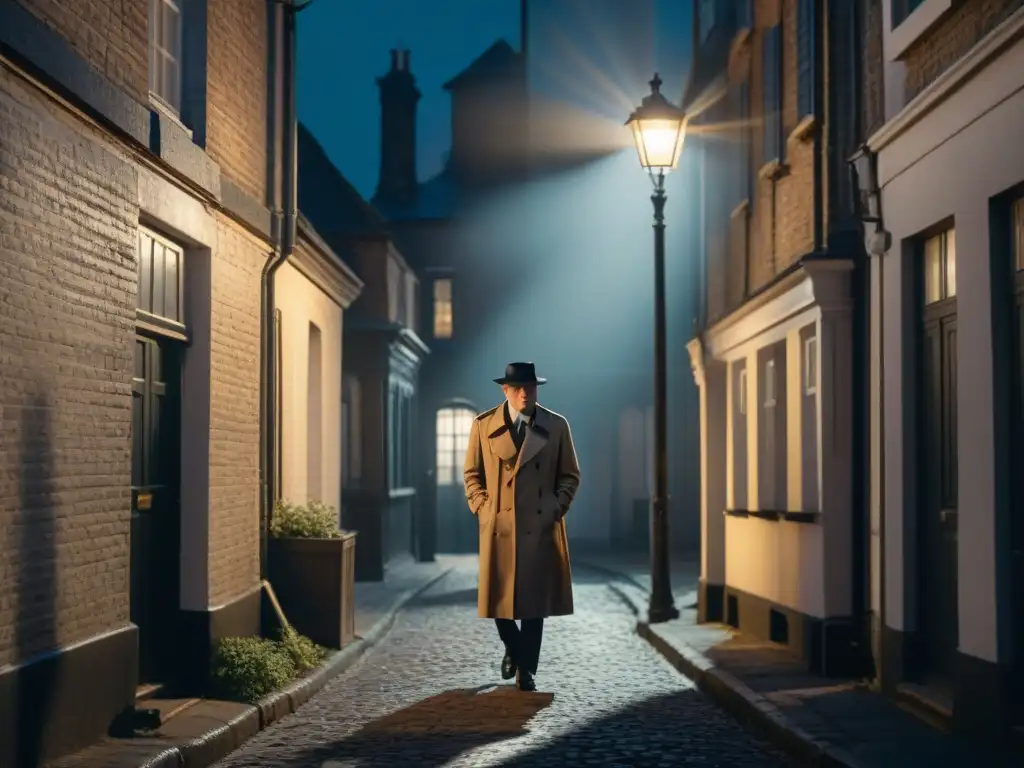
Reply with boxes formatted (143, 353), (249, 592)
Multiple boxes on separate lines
(804, 336), (818, 396)
(797, 0), (816, 119)
(764, 358), (777, 408)
(149, 0), (184, 115)
(923, 227), (957, 305)
(738, 367), (748, 416)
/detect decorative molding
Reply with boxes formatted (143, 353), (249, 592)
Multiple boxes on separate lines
(870, 4), (1024, 152)
(222, 178), (272, 240)
(705, 258), (854, 361)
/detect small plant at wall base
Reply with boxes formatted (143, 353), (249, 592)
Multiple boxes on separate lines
(270, 499), (342, 539)
(210, 636), (297, 703)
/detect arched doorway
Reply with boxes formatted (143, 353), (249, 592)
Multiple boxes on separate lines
(436, 400), (478, 553)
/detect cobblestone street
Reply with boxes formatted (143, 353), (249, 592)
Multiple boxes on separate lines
(214, 559), (790, 767)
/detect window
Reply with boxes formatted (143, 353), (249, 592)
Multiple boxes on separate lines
(762, 25), (783, 166)
(738, 367), (748, 416)
(764, 359), (777, 407)
(149, 0), (183, 113)
(699, 0), (716, 43)
(923, 228), (957, 304)
(436, 406), (475, 486)
(1013, 198), (1024, 272)
(307, 323), (323, 502)
(892, 0), (926, 28)
(730, 80), (751, 206)
(137, 227), (184, 327)
(433, 278), (453, 339)
(797, 0), (815, 119)
(342, 376), (362, 485)
(804, 335), (818, 396)
(388, 379), (414, 489)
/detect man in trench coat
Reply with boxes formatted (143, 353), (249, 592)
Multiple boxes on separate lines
(463, 361), (581, 692)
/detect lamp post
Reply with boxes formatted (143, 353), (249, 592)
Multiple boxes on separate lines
(626, 74), (688, 624)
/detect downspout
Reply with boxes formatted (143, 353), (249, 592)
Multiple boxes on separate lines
(260, 0), (312, 578)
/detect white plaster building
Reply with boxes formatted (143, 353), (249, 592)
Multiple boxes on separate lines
(274, 217), (363, 513)
(861, 0), (1024, 734)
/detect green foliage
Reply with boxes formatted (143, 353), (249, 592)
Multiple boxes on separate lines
(270, 499), (342, 539)
(279, 625), (328, 672)
(210, 636), (296, 703)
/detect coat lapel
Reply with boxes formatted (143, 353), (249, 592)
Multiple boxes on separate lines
(485, 403), (518, 462)
(512, 406), (553, 478)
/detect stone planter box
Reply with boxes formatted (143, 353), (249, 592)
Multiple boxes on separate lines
(267, 532), (357, 649)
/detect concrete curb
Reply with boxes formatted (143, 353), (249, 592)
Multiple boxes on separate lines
(607, 582), (863, 768)
(136, 566), (453, 768)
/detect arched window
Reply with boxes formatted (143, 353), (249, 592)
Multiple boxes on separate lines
(436, 403), (476, 486)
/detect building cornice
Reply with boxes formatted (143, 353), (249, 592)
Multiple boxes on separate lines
(868, 5), (1024, 153)
(295, 216), (364, 309)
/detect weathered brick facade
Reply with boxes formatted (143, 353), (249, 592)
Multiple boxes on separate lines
(0, 63), (138, 668)
(207, 215), (265, 606)
(14, 0), (149, 101)
(206, 0), (269, 202)
(861, 0), (886, 137)
(0, 0), (276, 760)
(903, 0), (1024, 99)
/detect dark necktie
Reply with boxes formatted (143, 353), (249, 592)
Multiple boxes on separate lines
(514, 421), (526, 448)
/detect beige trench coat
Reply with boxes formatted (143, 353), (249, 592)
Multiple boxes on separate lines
(464, 402), (581, 619)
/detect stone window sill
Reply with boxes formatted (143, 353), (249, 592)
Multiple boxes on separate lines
(789, 114), (816, 144)
(758, 160), (790, 182)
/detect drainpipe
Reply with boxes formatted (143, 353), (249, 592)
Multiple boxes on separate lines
(260, 0), (313, 578)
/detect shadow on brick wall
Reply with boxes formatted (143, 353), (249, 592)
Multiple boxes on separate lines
(16, 385), (57, 767)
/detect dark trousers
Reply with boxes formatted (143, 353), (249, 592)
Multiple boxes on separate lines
(495, 618), (544, 675)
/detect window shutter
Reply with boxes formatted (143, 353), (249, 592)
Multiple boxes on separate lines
(798, 0), (815, 118)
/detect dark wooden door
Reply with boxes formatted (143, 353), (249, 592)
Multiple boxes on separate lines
(131, 335), (181, 686)
(919, 296), (959, 685)
(1011, 239), (1024, 721)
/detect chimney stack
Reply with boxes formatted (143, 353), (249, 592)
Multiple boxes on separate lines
(374, 48), (421, 207)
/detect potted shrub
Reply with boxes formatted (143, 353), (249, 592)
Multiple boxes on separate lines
(267, 500), (358, 649)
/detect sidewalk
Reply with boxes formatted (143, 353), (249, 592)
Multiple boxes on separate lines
(574, 551), (701, 608)
(47, 556), (455, 768)
(609, 579), (1022, 767)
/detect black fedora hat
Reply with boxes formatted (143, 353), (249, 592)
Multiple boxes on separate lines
(494, 361), (547, 386)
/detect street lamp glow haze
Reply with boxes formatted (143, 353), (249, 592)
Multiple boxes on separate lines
(625, 73), (687, 171)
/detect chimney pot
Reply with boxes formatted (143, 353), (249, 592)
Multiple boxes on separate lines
(402, 50), (411, 70)
(390, 48), (399, 70)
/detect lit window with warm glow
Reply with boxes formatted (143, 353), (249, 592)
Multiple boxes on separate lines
(923, 228), (956, 305)
(433, 278), (453, 339)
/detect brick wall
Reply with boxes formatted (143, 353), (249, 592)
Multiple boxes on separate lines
(206, 0), (268, 203)
(14, 0), (148, 103)
(862, 0), (887, 137)
(749, 0), (815, 291)
(206, 214), (265, 606)
(0, 64), (137, 666)
(904, 0), (1024, 99)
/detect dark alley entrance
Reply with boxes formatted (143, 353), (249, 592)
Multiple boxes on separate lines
(435, 401), (477, 553)
(130, 334), (182, 690)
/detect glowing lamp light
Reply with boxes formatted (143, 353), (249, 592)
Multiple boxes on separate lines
(625, 73), (688, 172)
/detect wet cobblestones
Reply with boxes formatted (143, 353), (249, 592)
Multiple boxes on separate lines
(213, 562), (790, 767)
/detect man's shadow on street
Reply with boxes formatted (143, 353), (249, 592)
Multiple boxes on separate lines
(305, 685), (554, 768)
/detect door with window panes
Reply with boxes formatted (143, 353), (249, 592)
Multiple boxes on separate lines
(435, 404), (476, 553)
(918, 227), (959, 686)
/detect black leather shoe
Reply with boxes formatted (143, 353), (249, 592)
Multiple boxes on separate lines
(501, 649), (517, 680)
(516, 670), (536, 692)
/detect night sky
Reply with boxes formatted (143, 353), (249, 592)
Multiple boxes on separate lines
(297, 0), (522, 199)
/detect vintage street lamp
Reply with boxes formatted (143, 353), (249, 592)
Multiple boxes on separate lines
(626, 73), (687, 624)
